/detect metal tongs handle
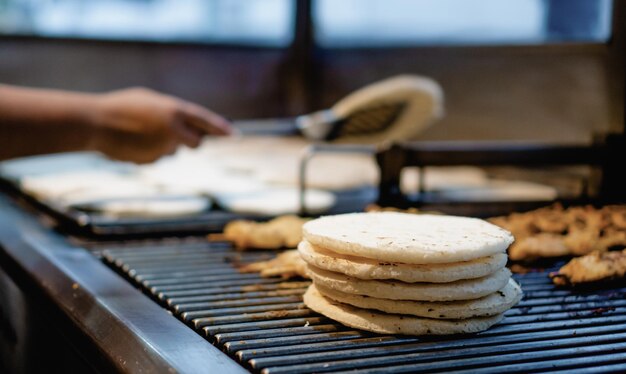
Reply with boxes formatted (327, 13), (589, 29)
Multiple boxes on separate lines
(298, 143), (379, 216)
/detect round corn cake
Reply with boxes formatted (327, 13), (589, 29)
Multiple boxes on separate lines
(298, 240), (507, 283)
(302, 212), (514, 264)
(315, 279), (522, 319)
(303, 285), (504, 335)
(307, 265), (511, 301)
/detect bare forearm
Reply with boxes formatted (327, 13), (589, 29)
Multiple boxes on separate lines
(0, 84), (99, 160)
(0, 84), (230, 163)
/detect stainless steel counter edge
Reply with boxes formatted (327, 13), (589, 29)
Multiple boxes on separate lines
(0, 194), (247, 374)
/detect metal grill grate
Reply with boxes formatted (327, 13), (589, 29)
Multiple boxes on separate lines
(100, 241), (626, 373)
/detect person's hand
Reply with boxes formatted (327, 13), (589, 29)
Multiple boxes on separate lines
(91, 87), (232, 163)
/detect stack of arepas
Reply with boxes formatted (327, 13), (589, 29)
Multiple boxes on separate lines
(299, 212), (522, 335)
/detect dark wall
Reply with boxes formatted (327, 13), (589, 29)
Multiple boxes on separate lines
(318, 46), (616, 142)
(0, 39), (290, 119)
(0, 38), (621, 143)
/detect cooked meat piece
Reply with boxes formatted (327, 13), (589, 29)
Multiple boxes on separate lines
(365, 204), (422, 214)
(533, 210), (569, 233)
(563, 228), (603, 256)
(489, 211), (542, 241)
(489, 204), (626, 261)
(223, 220), (284, 249)
(270, 215), (308, 247)
(509, 234), (570, 261)
(221, 215), (309, 250)
(598, 229), (626, 250)
(239, 250), (309, 279)
(607, 206), (626, 230)
(509, 264), (546, 274)
(550, 249), (626, 286)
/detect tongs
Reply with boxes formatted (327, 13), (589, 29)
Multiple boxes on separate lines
(235, 75), (444, 143)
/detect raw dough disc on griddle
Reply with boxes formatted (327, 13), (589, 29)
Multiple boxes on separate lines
(89, 196), (211, 218)
(217, 188), (336, 216)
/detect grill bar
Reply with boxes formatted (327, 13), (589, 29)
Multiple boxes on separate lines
(218, 324), (346, 344)
(259, 334), (626, 373)
(167, 288), (308, 305)
(203, 317), (330, 335)
(547, 364), (626, 374)
(235, 322), (626, 361)
(156, 281), (310, 300)
(339, 351), (626, 374)
(228, 331), (373, 354)
(101, 241), (626, 373)
(180, 295), (304, 313)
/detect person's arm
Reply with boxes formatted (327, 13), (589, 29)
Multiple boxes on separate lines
(0, 85), (232, 163)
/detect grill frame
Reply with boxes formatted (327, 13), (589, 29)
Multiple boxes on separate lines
(375, 136), (626, 217)
(0, 173), (375, 238)
(0, 175), (264, 237)
(100, 240), (626, 374)
(0, 194), (247, 374)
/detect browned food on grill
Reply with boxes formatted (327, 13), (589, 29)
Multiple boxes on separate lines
(365, 204), (442, 215)
(508, 233), (570, 261)
(550, 249), (626, 286)
(509, 264), (546, 274)
(239, 250), (309, 279)
(610, 208), (626, 229)
(365, 204), (423, 214)
(489, 204), (626, 261)
(221, 215), (309, 250)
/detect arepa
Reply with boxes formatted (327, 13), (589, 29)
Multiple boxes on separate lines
(299, 240), (508, 283)
(315, 279), (522, 319)
(299, 212), (520, 336)
(307, 265), (511, 301)
(304, 286), (504, 335)
(302, 212), (514, 264)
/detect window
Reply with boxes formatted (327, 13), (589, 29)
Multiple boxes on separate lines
(0, 0), (295, 47)
(314, 0), (613, 47)
(1, 1), (613, 48)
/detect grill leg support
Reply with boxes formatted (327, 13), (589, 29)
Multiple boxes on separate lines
(600, 134), (626, 203)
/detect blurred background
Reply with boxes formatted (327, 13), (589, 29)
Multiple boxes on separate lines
(0, 0), (621, 142)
